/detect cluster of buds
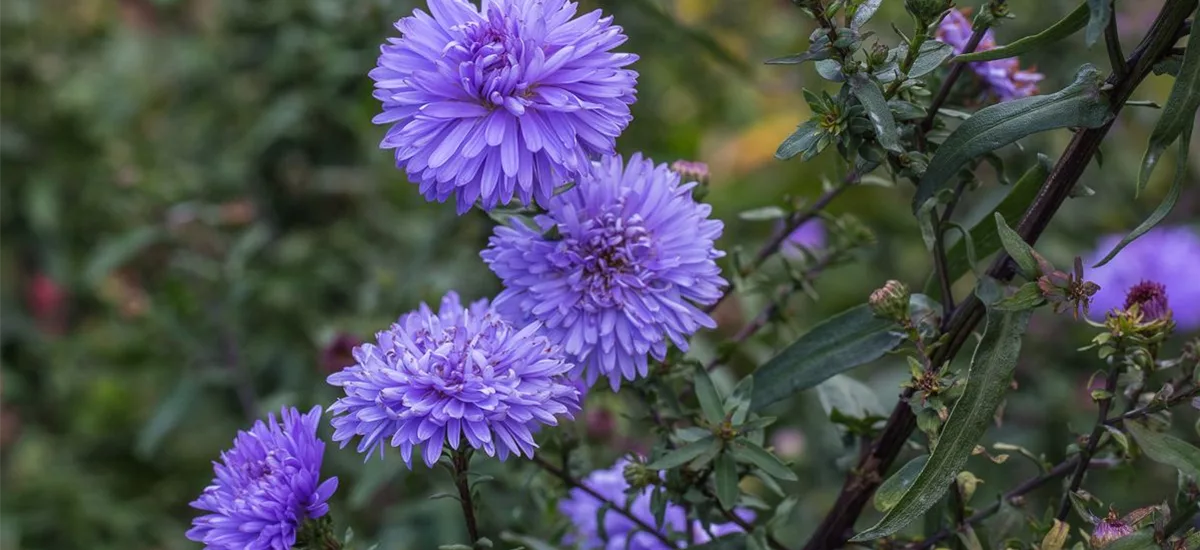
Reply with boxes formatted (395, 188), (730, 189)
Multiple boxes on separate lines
(1037, 256), (1100, 319)
(1087, 281), (1176, 360)
(622, 459), (659, 491)
(904, 0), (953, 26)
(869, 280), (911, 323)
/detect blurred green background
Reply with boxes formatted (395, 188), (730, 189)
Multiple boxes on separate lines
(2, 0), (1196, 548)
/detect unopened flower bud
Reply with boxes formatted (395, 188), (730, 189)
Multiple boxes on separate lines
(623, 459), (658, 490)
(321, 333), (361, 375)
(867, 42), (890, 68)
(905, 0), (951, 25)
(670, 160), (709, 186)
(870, 280), (911, 322)
(1090, 508), (1134, 548)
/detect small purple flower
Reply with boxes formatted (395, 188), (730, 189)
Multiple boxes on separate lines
(482, 153), (727, 390)
(1083, 226), (1200, 330)
(187, 406), (339, 550)
(327, 292), (581, 467)
(1124, 281), (1171, 322)
(558, 458), (747, 549)
(781, 219), (826, 256)
(936, 9), (1044, 102)
(370, 0), (639, 213)
(1091, 509), (1136, 548)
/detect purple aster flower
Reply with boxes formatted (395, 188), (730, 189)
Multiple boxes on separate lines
(558, 458), (747, 549)
(1124, 281), (1171, 322)
(781, 219), (826, 257)
(1090, 509), (1136, 548)
(327, 291), (581, 467)
(481, 153), (727, 390)
(1083, 226), (1200, 331)
(370, 0), (639, 214)
(936, 9), (1044, 102)
(187, 406), (339, 550)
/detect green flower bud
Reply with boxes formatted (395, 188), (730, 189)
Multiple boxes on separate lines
(870, 280), (911, 322)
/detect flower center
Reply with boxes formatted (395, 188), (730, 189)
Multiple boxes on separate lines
(560, 208), (653, 309)
(453, 9), (533, 112)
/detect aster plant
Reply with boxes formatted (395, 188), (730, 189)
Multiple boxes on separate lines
(179, 0), (1200, 548)
(370, 0), (638, 213)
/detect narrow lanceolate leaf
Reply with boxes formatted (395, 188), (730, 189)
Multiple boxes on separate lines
(914, 65), (1111, 212)
(851, 305), (1032, 541)
(1137, 4), (1200, 194)
(1103, 530), (1157, 550)
(648, 437), (718, 470)
(994, 213), (1039, 279)
(850, 0), (883, 29)
(1084, 0), (1112, 47)
(908, 41), (955, 79)
(714, 452), (739, 510)
(765, 47), (831, 65)
(993, 282), (1046, 311)
(751, 305), (903, 411)
(874, 455), (929, 513)
(849, 74), (904, 153)
(956, 3), (1089, 63)
(1041, 519), (1070, 550)
(1125, 420), (1200, 478)
(776, 119), (822, 160)
(925, 155), (1050, 299)
(694, 365), (726, 426)
(732, 441), (799, 481)
(1092, 126), (1193, 267)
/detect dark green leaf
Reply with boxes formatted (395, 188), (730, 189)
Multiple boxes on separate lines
(775, 119), (822, 161)
(1092, 126), (1192, 267)
(889, 100), (927, 121)
(751, 305), (903, 411)
(687, 534), (748, 550)
(714, 452), (739, 510)
(874, 455), (929, 513)
(648, 437), (718, 470)
(926, 156), (1050, 299)
(727, 376), (754, 426)
(850, 0), (883, 29)
(817, 374), (885, 421)
(849, 74), (903, 153)
(1138, 5), (1200, 194)
(1126, 420), (1200, 478)
(135, 375), (201, 459)
(852, 303), (1032, 541)
(650, 486), (668, 529)
(908, 40), (954, 79)
(994, 213), (1039, 278)
(1103, 529), (1157, 550)
(85, 226), (162, 285)
(913, 65), (1111, 212)
(499, 533), (559, 550)
(993, 282), (1046, 311)
(1085, 0), (1112, 47)
(732, 441), (798, 481)
(694, 366), (726, 425)
(955, 3), (1088, 62)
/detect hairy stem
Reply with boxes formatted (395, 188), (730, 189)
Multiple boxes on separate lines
(801, 2), (1195, 546)
(1055, 357), (1122, 520)
(452, 450), (482, 544)
(530, 455), (677, 548)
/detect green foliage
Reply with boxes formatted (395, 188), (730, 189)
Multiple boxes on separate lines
(954, 3), (1090, 63)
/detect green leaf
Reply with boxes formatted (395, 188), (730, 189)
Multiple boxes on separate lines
(726, 376), (754, 426)
(926, 156), (1050, 299)
(84, 226), (162, 285)
(1085, 0), (1112, 47)
(135, 375), (201, 459)
(687, 534), (748, 550)
(816, 374), (885, 422)
(993, 282), (1046, 311)
(1041, 519), (1070, 550)
(852, 304), (1032, 541)
(1136, 3), (1200, 193)
(1092, 125), (1193, 267)
(874, 455), (929, 513)
(714, 452), (739, 510)
(765, 48), (831, 65)
(775, 119), (822, 160)
(913, 65), (1111, 212)
(694, 366), (726, 426)
(648, 437), (719, 470)
(850, 0), (883, 29)
(499, 533), (559, 550)
(955, 3), (1089, 63)
(994, 213), (1038, 278)
(849, 74), (903, 153)
(1103, 529), (1157, 550)
(732, 440), (799, 481)
(1125, 420), (1200, 478)
(908, 41), (955, 79)
(751, 304), (903, 411)
(739, 206), (787, 221)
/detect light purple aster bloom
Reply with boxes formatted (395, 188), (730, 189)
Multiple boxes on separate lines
(558, 458), (748, 549)
(1083, 226), (1200, 330)
(370, 0), (639, 214)
(936, 9), (1044, 102)
(327, 292), (581, 467)
(781, 219), (826, 256)
(481, 153), (727, 390)
(187, 406), (339, 550)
